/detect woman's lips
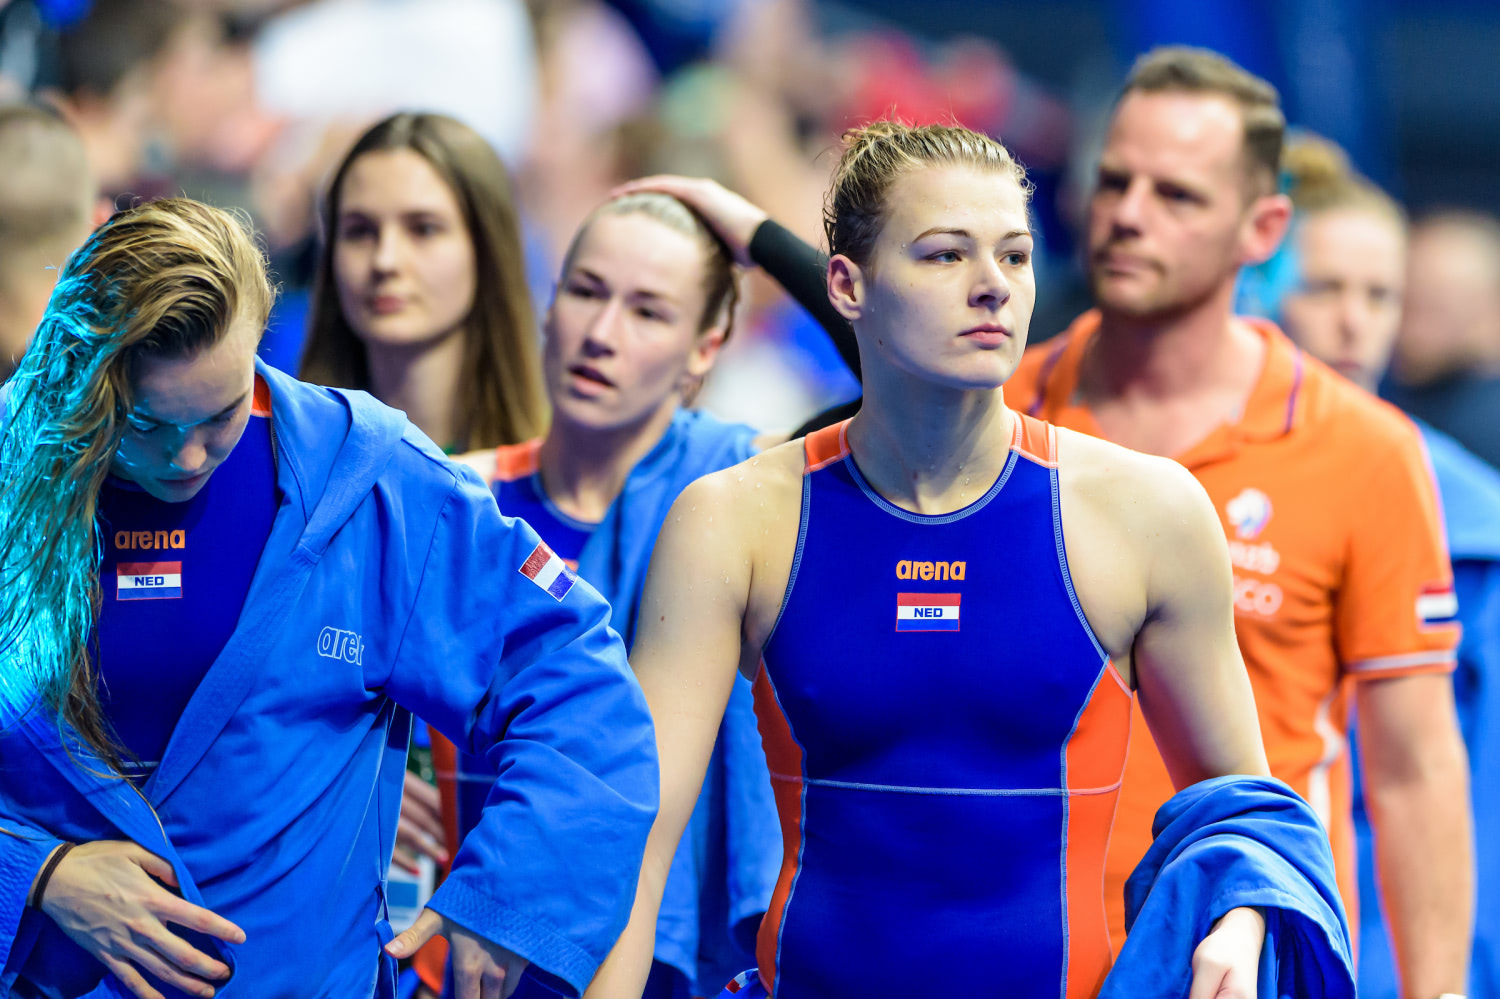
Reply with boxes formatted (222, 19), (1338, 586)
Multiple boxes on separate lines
(568, 364), (615, 388)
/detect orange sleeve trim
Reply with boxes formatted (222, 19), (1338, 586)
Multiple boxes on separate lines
(1345, 649), (1457, 680)
(804, 420), (852, 472)
(491, 438), (542, 483)
(250, 374), (272, 418)
(1347, 661), (1456, 682)
(1013, 412), (1059, 468)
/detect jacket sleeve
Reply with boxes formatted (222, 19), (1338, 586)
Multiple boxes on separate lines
(371, 467), (658, 996)
(0, 822), (65, 987)
(1102, 776), (1356, 999)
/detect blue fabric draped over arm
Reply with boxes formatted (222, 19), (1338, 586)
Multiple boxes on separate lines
(1102, 775), (1354, 999)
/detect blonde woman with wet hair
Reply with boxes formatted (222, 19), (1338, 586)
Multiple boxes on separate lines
(0, 197), (655, 999)
(585, 120), (1353, 999)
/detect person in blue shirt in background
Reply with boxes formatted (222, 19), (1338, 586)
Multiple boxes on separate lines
(435, 190), (787, 999)
(1247, 133), (1500, 999)
(0, 197), (657, 999)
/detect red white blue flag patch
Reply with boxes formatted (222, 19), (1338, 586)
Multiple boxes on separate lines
(1417, 583), (1459, 629)
(896, 592), (960, 632)
(519, 542), (576, 601)
(116, 561), (182, 600)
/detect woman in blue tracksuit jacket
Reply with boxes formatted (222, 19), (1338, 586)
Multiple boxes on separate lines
(434, 191), (786, 999)
(0, 199), (656, 998)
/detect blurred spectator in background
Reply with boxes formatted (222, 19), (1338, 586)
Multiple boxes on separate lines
(1270, 133), (1500, 999)
(299, 112), (547, 454)
(1385, 212), (1500, 470)
(0, 102), (94, 381)
(251, 0), (535, 164)
(32, 0), (182, 199)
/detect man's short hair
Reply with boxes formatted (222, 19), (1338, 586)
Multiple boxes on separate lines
(0, 104), (92, 276)
(1120, 46), (1285, 197)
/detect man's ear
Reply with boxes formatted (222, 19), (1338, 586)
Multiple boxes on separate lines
(827, 254), (868, 323)
(1241, 192), (1293, 266)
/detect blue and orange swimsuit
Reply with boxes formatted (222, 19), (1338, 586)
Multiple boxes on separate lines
(746, 415), (1131, 998)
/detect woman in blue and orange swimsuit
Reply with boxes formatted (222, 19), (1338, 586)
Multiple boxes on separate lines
(583, 120), (1318, 999)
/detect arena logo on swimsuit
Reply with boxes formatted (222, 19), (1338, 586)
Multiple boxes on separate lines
(114, 529), (187, 550)
(895, 560), (966, 580)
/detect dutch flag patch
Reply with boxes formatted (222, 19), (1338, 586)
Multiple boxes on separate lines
(1416, 583), (1459, 630)
(519, 542), (576, 601)
(116, 561), (182, 600)
(896, 592), (960, 632)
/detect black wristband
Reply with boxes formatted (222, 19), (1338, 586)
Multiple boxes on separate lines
(29, 842), (75, 909)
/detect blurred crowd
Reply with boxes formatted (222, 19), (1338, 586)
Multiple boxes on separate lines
(3, 0), (1498, 450)
(3, 2), (1500, 996)
(0, 0), (1483, 446)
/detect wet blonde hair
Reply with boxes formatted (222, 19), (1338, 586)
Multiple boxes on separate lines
(0, 197), (271, 770)
(823, 119), (1030, 269)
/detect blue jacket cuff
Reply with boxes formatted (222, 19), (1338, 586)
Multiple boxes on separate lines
(428, 878), (598, 997)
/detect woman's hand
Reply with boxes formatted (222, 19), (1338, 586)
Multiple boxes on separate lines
(393, 770), (449, 873)
(610, 175), (767, 268)
(1189, 906), (1266, 998)
(38, 840), (245, 999)
(387, 909), (529, 999)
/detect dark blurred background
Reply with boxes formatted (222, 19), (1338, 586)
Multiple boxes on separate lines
(2, 0), (1495, 432)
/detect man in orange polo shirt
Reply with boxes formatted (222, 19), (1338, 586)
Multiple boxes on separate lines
(1006, 47), (1473, 998)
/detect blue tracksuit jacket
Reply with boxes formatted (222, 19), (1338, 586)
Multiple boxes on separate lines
(1353, 422), (1500, 999)
(0, 360), (657, 997)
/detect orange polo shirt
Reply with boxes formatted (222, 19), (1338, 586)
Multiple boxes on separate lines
(1005, 311), (1460, 951)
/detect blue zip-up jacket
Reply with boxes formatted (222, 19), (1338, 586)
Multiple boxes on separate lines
(491, 410), (778, 998)
(0, 360), (658, 997)
(1104, 776), (1355, 999)
(1353, 422), (1500, 999)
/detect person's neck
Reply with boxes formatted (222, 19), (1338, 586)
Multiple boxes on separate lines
(1083, 281), (1259, 403)
(846, 361), (1015, 517)
(364, 331), (467, 450)
(538, 398), (681, 524)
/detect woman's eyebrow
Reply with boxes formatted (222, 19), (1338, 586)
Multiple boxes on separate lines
(131, 390), (249, 428)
